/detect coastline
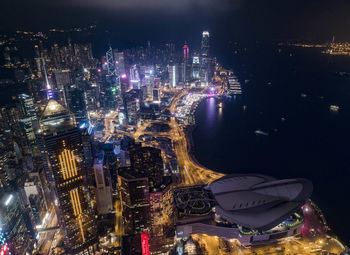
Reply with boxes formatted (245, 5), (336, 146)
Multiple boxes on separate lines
(183, 125), (210, 171)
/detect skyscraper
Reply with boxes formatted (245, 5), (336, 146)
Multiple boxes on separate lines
(200, 31), (210, 86)
(183, 42), (191, 83)
(39, 100), (97, 254)
(0, 193), (35, 254)
(168, 64), (178, 88)
(64, 84), (88, 125)
(192, 52), (200, 79)
(113, 50), (126, 76)
(93, 151), (113, 215)
(129, 145), (164, 191)
(118, 167), (151, 235)
(201, 31), (210, 58)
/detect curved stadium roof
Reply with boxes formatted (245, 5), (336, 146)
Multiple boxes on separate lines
(208, 174), (313, 231)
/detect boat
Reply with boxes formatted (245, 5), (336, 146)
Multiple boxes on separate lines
(330, 105), (339, 112)
(228, 75), (242, 95)
(255, 129), (269, 136)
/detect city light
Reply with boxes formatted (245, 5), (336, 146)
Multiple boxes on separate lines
(4, 195), (13, 206)
(0, 22), (347, 255)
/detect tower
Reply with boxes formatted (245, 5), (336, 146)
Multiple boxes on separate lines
(106, 46), (117, 77)
(183, 41), (189, 64)
(39, 100), (97, 254)
(41, 56), (54, 100)
(183, 42), (191, 82)
(200, 31), (210, 85)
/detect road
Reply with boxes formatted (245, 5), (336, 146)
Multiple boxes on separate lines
(36, 205), (58, 254)
(168, 88), (224, 186)
(114, 197), (123, 251)
(192, 234), (346, 255)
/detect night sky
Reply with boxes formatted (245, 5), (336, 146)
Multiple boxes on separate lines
(2, 0), (350, 43)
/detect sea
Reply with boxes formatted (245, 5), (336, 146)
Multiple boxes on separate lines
(193, 42), (350, 244)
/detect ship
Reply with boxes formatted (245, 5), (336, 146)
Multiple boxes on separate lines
(228, 75), (242, 95)
(255, 129), (269, 136)
(330, 105), (339, 112)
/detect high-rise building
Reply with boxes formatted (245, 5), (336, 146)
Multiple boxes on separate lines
(17, 94), (40, 156)
(152, 87), (160, 103)
(123, 89), (141, 126)
(0, 192), (35, 254)
(130, 65), (140, 89)
(183, 42), (191, 82)
(64, 84), (88, 125)
(38, 100), (97, 254)
(168, 64), (178, 88)
(54, 70), (71, 90)
(118, 167), (150, 235)
(192, 52), (200, 79)
(129, 145), (163, 191)
(113, 50), (126, 76)
(200, 31), (210, 85)
(93, 151), (113, 215)
(149, 183), (175, 253)
(201, 31), (210, 58)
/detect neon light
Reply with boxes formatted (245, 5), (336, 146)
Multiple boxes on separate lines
(4, 195), (13, 206)
(141, 232), (150, 255)
(79, 122), (86, 129)
(59, 149), (78, 179)
(47, 89), (54, 99)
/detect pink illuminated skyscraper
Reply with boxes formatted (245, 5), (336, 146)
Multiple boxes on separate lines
(183, 41), (189, 64)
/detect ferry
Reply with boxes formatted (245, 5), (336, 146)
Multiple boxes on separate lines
(330, 105), (340, 112)
(228, 75), (242, 95)
(255, 129), (269, 136)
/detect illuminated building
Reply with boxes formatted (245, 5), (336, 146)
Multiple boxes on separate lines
(124, 89), (141, 125)
(201, 31), (210, 58)
(0, 150), (20, 188)
(168, 64), (178, 88)
(192, 52), (200, 79)
(175, 174), (313, 246)
(93, 151), (113, 215)
(129, 145), (164, 190)
(149, 183), (175, 254)
(106, 46), (117, 77)
(113, 50), (126, 76)
(130, 65), (141, 89)
(118, 167), (151, 235)
(23, 177), (46, 225)
(39, 100), (97, 254)
(0, 192), (35, 254)
(17, 94), (40, 156)
(183, 41), (191, 82)
(54, 69), (71, 90)
(141, 232), (150, 255)
(200, 31), (210, 85)
(120, 73), (130, 93)
(64, 84), (88, 124)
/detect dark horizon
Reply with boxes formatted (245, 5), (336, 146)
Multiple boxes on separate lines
(2, 0), (350, 43)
